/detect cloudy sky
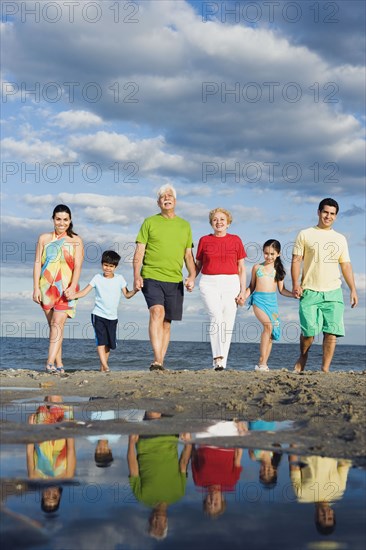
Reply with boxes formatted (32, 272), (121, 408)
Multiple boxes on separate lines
(1, 0), (365, 345)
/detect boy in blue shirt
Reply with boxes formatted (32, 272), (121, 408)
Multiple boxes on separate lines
(66, 250), (137, 372)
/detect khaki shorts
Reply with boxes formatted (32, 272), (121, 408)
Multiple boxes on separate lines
(299, 288), (345, 337)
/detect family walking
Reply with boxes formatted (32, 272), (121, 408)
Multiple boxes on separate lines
(33, 190), (358, 374)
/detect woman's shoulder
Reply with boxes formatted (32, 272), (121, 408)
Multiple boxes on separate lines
(38, 232), (53, 244)
(227, 233), (244, 242)
(68, 234), (83, 244)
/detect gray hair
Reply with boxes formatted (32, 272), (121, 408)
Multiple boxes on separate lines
(157, 184), (177, 199)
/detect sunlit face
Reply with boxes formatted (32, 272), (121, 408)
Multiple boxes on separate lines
(53, 212), (71, 235)
(211, 212), (229, 234)
(263, 246), (280, 265)
(42, 487), (61, 509)
(318, 206), (337, 229)
(102, 263), (117, 278)
(316, 504), (335, 527)
(157, 190), (176, 212)
(204, 489), (224, 516)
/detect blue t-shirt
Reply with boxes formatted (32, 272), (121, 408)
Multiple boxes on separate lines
(90, 273), (127, 320)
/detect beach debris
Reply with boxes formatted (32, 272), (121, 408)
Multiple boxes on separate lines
(39, 382), (54, 388)
(78, 379), (89, 386)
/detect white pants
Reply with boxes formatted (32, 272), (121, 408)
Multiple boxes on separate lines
(199, 274), (240, 368)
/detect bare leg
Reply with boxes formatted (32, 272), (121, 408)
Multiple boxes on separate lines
(293, 334), (314, 373)
(148, 305), (166, 365)
(253, 305), (273, 367)
(321, 333), (337, 372)
(97, 345), (110, 372)
(44, 310), (63, 367)
(47, 311), (68, 366)
(161, 320), (171, 364)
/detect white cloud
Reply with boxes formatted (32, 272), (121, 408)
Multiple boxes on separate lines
(1, 136), (77, 163)
(52, 110), (104, 129)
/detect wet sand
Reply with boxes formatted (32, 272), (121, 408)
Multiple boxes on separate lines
(1, 368), (365, 464)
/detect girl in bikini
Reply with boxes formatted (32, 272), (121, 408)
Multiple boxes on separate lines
(245, 240), (294, 372)
(33, 204), (84, 374)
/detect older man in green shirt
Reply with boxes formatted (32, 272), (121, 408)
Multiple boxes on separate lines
(133, 184), (196, 371)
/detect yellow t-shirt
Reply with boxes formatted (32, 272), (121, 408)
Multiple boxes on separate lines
(290, 456), (351, 503)
(293, 226), (350, 291)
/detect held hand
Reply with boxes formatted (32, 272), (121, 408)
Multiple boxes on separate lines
(64, 287), (76, 300)
(292, 285), (303, 299)
(134, 276), (144, 292)
(235, 291), (246, 307)
(185, 277), (195, 292)
(350, 290), (358, 308)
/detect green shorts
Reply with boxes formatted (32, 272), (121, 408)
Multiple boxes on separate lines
(299, 288), (345, 337)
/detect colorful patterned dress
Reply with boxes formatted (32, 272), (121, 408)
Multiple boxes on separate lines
(33, 404), (68, 478)
(39, 232), (78, 318)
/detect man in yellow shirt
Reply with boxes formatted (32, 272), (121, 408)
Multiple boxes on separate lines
(291, 198), (358, 372)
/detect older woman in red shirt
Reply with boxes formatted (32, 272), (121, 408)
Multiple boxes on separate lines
(195, 208), (246, 370)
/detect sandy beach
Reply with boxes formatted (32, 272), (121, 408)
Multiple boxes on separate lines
(1, 368), (365, 465)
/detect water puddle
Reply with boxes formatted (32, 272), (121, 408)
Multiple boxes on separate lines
(1, 435), (365, 550)
(0, 396), (365, 548)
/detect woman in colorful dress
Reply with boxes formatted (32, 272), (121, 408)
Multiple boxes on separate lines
(27, 396), (76, 513)
(33, 204), (84, 373)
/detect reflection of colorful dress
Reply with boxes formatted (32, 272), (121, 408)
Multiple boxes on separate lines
(39, 232), (78, 318)
(33, 404), (68, 478)
(34, 439), (67, 478)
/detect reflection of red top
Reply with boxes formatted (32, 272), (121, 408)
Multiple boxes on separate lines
(196, 234), (246, 275)
(192, 446), (243, 491)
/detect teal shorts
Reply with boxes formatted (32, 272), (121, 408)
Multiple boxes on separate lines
(299, 288), (345, 337)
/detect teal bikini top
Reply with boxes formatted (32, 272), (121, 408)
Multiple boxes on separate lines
(256, 264), (276, 278)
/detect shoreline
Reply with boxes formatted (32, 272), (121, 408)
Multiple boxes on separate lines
(1, 368), (365, 464)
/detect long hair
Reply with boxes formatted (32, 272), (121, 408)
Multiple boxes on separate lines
(263, 239), (286, 282)
(52, 204), (77, 238)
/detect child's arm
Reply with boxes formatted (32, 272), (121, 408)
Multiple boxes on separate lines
(245, 265), (257, 299)
(278, 280), (295, 298)
(65, 284), (93, 300)
(122, 286), (139, 299)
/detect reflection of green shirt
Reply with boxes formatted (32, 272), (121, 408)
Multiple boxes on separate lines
(136, 214), (193, 282)
(129, 435), (186, 507)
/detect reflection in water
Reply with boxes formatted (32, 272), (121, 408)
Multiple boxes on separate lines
(0, 407), (365, 549)
(26, 396), (76, 513)
(128, 411), (191, 539)
(191, 420), (245, 518)
(248, 420), (282, 489)
(289, 451), (351, 536)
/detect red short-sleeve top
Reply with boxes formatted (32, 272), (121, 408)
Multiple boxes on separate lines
(196, 234), (246, 275)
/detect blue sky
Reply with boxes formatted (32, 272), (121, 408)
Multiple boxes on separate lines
(1, 0), (365, 345)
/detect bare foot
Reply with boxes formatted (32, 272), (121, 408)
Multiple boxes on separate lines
(293, 358), (306, 373)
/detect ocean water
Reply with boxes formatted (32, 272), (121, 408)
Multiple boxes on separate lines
(0, 337), (365, 372)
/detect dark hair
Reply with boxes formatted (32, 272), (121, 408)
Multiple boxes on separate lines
(263, 240), (286, 282)
(315, 518), (336, 536)
(318, 198), (339, 214)
(101, 250), (121, 266)
(259, 451), (282, 488)
(52, 204), (77, 238)
(95, 450), (114, 468)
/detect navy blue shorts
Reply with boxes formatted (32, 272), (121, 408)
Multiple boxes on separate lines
(91, 314), (118, 349)
(142, 279), (184, 321)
